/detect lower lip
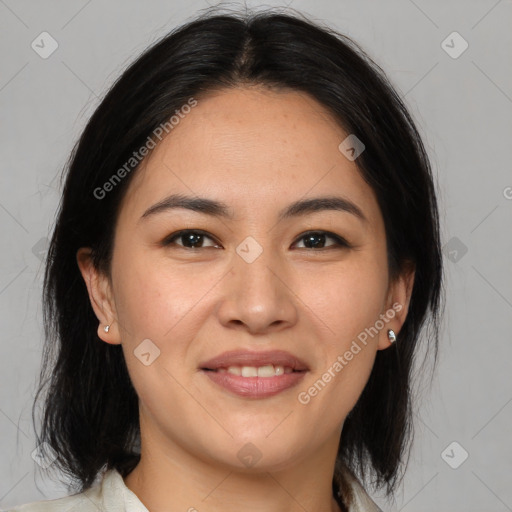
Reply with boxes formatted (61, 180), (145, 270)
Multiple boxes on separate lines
(201, 370), (307, 399)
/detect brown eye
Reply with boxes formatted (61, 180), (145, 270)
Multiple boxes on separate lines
(293, 231), (350, 250)
(162, 230), (220, 249)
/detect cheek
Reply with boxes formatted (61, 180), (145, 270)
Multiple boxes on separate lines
(295, 257), (387, 411)
(112, 253), (213, 341)
(111, 259), (209, 415)
(301, 257), (388, 346)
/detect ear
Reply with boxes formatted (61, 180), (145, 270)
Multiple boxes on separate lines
(377, 262), (415, 350)
(76, 247), (121, 345)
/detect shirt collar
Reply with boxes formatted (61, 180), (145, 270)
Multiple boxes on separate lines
(100, 467), (382, 512)
(334, 464), (383, 512)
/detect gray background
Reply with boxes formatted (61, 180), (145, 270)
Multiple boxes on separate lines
(0, 0), (511, 510)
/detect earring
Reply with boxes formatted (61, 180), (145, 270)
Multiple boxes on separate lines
(104, 324), (110, 333)
(387, 329), (396, 343)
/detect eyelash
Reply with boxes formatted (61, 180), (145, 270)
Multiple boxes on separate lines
(161, 229), (351, 251)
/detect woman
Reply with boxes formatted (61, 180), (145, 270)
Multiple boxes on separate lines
(9, 7), (443, 512)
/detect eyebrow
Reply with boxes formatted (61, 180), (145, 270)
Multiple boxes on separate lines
(140, 193), (367, 223)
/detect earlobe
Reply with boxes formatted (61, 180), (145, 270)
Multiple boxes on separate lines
(377, 264), (415, 350)
(95, 322), (120, 345)
(76, 247), (122, 345)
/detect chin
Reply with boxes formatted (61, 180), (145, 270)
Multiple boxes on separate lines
(209, 432), (305, 473)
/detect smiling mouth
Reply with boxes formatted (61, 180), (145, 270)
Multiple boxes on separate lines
(198, 350), (309, 398)
(200, 365), (308, 399)
(202, 365), (305, 378)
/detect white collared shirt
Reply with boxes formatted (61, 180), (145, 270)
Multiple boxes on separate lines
(4, 468), (382, 512)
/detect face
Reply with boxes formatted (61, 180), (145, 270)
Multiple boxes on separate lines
(78, 86), (412, 473)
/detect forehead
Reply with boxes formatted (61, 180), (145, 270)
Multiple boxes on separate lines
(119, 87), (383, 231)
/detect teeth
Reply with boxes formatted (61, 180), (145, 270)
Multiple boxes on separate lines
(241, 366), (258, 377)
(221, 365), (293, 377)
(258, 365), (275, 377)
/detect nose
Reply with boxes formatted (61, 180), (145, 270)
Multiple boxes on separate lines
(216, 245), (298, 335)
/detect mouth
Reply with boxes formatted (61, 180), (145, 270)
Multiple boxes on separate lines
(199, 349), (309, 373)
(199, 350), (309, 399)
(203, 364), (300, 377)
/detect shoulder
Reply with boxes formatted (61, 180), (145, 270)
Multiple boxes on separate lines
(3, 490), (101, 512)
(2, 470), (130, 512)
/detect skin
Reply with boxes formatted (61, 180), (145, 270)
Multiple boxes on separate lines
(77, 86), (414, 512)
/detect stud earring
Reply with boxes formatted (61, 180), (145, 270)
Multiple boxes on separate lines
(387, 329), (396, 343)
(104, 324), (110, 333)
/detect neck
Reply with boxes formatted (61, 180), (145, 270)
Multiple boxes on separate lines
(124, 426), (342, 512)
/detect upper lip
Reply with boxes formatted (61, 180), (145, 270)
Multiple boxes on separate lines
(199, 350), (309, 371)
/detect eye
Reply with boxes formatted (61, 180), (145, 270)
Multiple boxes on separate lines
(161, 229), (350, 251)
(162, 230), (221, 249)
(292, 230), (350, 250)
